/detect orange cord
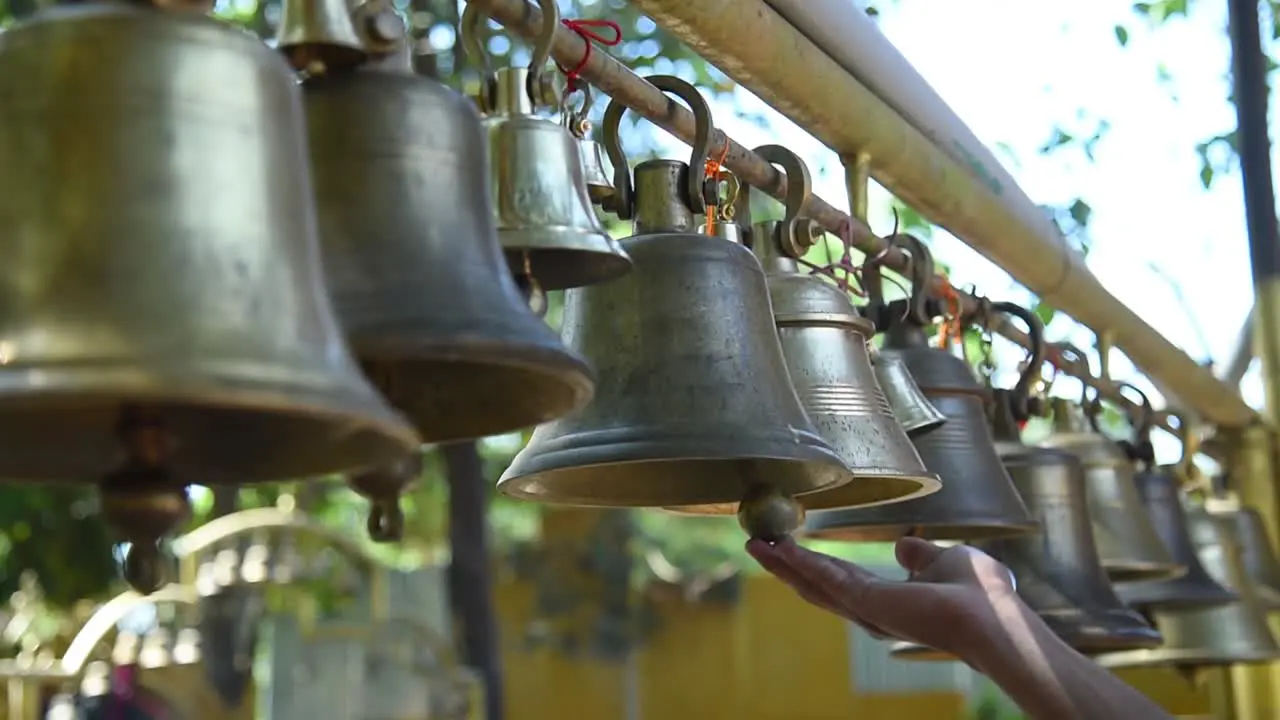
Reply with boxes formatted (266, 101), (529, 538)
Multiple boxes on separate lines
(702, 140), (730, 235)
(935, 272), (964, 348)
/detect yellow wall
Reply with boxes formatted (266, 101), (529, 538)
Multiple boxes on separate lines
(496, 573), (1213, 719)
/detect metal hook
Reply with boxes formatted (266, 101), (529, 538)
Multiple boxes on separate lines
(986, 301), (1047, 421)
(460, 0), (559, 110)
(749, 144), (813, 259)
(863, 233), (934, 326)
(600, 75), (715, 220)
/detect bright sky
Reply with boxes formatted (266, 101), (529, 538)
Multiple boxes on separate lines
(638, 0), (1264, 464)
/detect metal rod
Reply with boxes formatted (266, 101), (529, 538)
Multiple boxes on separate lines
(1223, 305), (1256, 387)
(459, 0), (1235, 445)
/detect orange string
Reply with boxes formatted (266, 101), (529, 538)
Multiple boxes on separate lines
(702, 140), (730, 235)
(934, 272), (964, 348)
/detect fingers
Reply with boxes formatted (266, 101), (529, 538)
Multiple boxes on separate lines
(895, 536), (945, 574)
(746, 539), (845, 615)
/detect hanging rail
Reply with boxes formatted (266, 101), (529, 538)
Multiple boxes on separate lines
(460, 0), (1244, 447)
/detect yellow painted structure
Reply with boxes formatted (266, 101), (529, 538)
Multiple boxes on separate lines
(495, 570), (1213, 719)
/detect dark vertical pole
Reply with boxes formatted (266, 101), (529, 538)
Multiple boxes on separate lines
(1226, 1), (1280, 717)
(442, 441), (504, 720)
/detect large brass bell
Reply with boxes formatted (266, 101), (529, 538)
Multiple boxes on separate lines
(499, 77), (850, 507)
(1038, 391), (1183, 582)
(805, 263), (1036, 541)
(298, 23), (594, 444)
(460, 0), (631, 291)
(0, 2), (419, 590)
(873, 349), (947, 437)
(1115, 460), (1237, 610)
(668, 145), (938, 516)
(1096, 506), (1280, 669)
(275, 0), (367, 75)
(894, 393), (1161, 662)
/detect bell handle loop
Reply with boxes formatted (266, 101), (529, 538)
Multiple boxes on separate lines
(564, 83), (594, 137)
(987, 301), (1046, 421)
(524, 0), (559, 107)
(1084, 380), (1156, 460)
(600, 75), (715, 219)
(459, 3), (497, 106)
(863, 233), (934, 326)
(749, 144), (812, 258)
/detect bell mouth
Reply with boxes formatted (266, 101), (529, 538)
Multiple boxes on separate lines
(1040, 610), (1164, 654)
(501, 236), (633, 291)
(498, 455), (850, 507)
(888, 641), (953, 662)
(662, 472), (942, 516)
(1094, 646), (1280, 669)
(1102, 560), (1188, 584)
(800, 519), (1040, 543)
(361, 349), (595, 444)
(1116, 577), (1239, 611)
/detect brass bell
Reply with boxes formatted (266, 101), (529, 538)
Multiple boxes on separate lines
(1038, 393), (1183, 582)
(460, 0), (631, 291)
(1115, 466), (1237, 610)
(299, 42), (595, 442)
(348, 452), (422, 543)
(893, 389), (1160, 661)
(1213, 500), (1280, 609)
(0, 4), (419, 484)
(669, 145), (938, 517)
(566, 85), (615, 205)
(1096, 506), (1280, 669)
(872, 349), (947, 437)
(275, 0), (368, 75)
(499, 77), (850, 507)
(805, 261), (1036, 541)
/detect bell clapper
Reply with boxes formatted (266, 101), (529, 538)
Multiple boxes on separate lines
(347, 451), (422, 543)
(737, 485), (805, 543)
(515, 252), (548, 317)
(99, 408), (191, 594)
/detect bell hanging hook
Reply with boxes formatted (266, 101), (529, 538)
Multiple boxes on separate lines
(562, 83), (595, 139)
(981, 301), (1047, 421)
(749, 144), (817, 258)
(862, 233), (935, 329)
(460, 0), (559, 112)
(600, 75), (715, 220)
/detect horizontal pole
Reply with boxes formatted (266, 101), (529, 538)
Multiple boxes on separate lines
(463, 0), (1231, 449)
(622, 0), (1255, 430)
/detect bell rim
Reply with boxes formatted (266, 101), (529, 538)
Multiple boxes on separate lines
(1102, 560), (1189, 584)
(800, 518), (1041, 543)
(500, 241), (633, 292)
(1093, 646), (1280, 669)
(887, 642), (954, 662)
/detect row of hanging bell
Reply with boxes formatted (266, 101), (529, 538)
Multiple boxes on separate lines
(0, 0), (452, 588)
(892, 326), (1160, 660)
(1096, 503), (1280, 669)
(501, 78), (858, 508)
(1038, 391), (1184, 582)
(663, 144), (940, 516)
(281, 0), (609, 540)
(461, 0), (632, 292)
(805, 240), (1036, 541)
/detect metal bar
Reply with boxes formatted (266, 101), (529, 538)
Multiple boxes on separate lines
(620, 0), (1255, 429)
(460, 0), (1234, 445)
(1223, 306), (1256, 387)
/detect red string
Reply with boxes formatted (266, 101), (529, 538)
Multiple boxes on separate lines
(556, 18), (623, 91)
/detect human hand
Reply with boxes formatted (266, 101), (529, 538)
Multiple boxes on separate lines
(747, 536), (1025, 660)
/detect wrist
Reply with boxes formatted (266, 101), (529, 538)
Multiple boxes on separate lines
(964, 593), (1067, 677)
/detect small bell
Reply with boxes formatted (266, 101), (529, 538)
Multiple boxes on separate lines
(1096, 506), (1280, 669)
(566, 86), (615, 205)
(1216, 501), (1280, 609)
(348, 451), (423, 543)
(1115, 465), (1237, 610)
(275, 0), (368, 75)
(1038, 393), (1184, 582)
(300, 35), (595, 443)
(500, 77), (849, 509)
(872, 349), (947, 437)
(0, 4), (418, 485)
(669, 145), (938, 516)
(461, 0), (631, 291)
(805, 261), (1036, 542)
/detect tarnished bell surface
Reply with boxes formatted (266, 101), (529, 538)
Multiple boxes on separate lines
(479, 68), (630, 290)
(301, 68), (595, 442)
(1037, 400), (1182, 582)
(499, 162), (849, 506)
(1220, 506), (1280, 610)
(579, 137), (615, 205)
(872, 350), (946, 437)
(805, 321), (1036, 541)
(1116, 468), (1237, 610)
(1096, 508), (1280, 669)
(0, 4), (418, 484)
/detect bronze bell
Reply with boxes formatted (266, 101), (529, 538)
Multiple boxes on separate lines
(1216, 502), (1280, 610)
(0, 4), (420, 485)
(499, 77), (850, 507)
(1038, 393), (1183, 582)
(460, 0), (631, 291)
(275, 0), (368, 75)
(298, 36), (595, 443)
(872, 349), (947, 437)
(1096, 506), (1280, 669)
(1115, 466), (1237, 610)
(567, 85), (615, 205)
(805, 254), (1036, 541)
(668, 145), (938, 516)
(348, 452), (423, 543)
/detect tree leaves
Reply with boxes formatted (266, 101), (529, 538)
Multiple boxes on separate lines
(1114, 25), (1130, 46)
